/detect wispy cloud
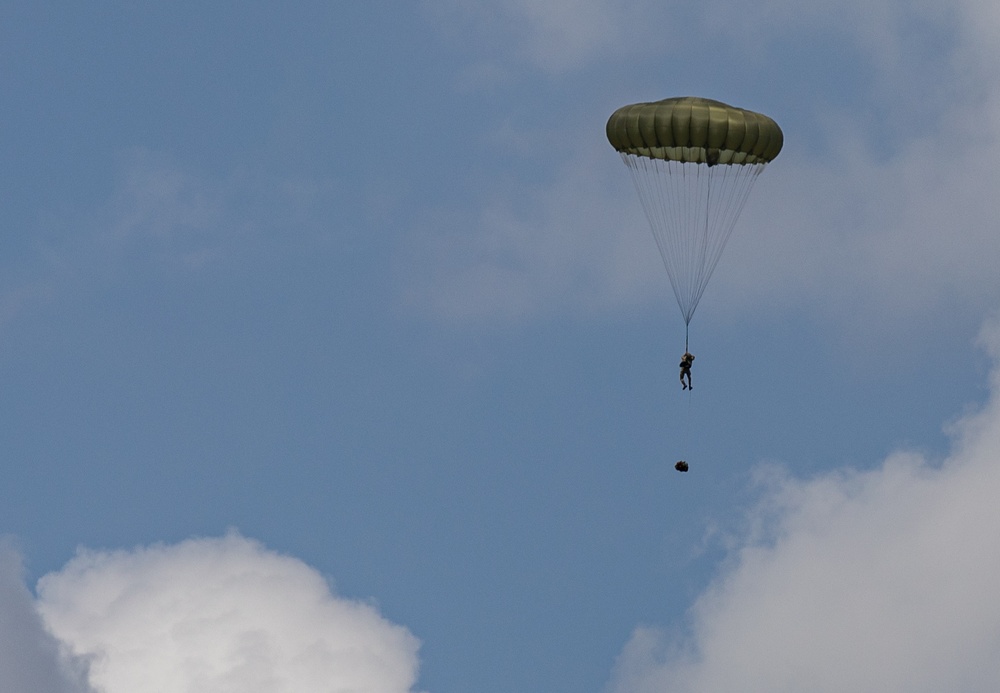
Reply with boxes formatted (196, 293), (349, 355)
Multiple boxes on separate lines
(608, 314), (1000, 692)
(36, 532), (422, 693)
(0, 150), (343, 332)
(100, 150), (234, 270)
(0, 152), (239, 331)
(398, 139), (663, 324)
(423, 0), (667, 75)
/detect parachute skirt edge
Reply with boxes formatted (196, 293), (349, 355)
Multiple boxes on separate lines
(606, 96), (783, 165)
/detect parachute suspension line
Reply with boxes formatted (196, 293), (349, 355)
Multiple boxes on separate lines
(622, 153), (768, 326)
(685, 162), (767, 318)
(622, 154), (690, 323)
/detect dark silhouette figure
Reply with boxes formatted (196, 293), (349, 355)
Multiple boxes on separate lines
(679, 352), (695, 390)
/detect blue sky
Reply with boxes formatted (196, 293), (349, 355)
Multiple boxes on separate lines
(4, 2), (1000, 692)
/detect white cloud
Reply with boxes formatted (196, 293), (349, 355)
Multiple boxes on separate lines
(608, 316), (1000, 693)
(35, 533), (422, 693)
(0, 542), (91, 693)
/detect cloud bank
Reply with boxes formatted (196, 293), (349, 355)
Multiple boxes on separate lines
(609, 317), (1000, 692)
(35, 533), (422, 693)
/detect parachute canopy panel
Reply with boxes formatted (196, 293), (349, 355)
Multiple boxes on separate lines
(606, 96), (783, 165)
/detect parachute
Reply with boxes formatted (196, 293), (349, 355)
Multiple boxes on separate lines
(607, 97), (782, 346)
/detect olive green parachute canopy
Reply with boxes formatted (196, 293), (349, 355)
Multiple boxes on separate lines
(608, 96), (782, 332)
(606, 96), (783, 165)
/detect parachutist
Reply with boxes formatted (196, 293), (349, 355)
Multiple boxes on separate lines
(679, 352), (694, 390)
(675, 461), (689, 472)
